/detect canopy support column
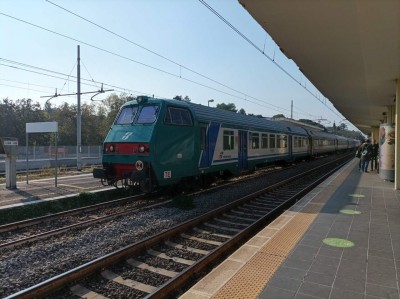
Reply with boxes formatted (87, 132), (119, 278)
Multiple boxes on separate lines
(395, 79), (400, 189)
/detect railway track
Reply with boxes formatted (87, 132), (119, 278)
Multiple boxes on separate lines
(0, 194), (168, 249)
(0, 159), (282, 250)
(5, 154), (351, 299)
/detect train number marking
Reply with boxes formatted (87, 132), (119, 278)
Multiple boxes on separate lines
(164, 171), (172, 179)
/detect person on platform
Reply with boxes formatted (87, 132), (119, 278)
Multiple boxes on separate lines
(356, 140), (365, 171)
(370, 139), (379, 171)
(360, 139), (372, 173)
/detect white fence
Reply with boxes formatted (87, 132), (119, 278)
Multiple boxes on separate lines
(0, 145), (102, 172)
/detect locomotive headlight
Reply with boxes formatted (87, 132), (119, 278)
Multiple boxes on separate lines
(138, 145), (145, 153)
(109, 145), (115, 152)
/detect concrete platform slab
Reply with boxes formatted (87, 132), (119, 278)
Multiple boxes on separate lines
(180, 159), (400, 299)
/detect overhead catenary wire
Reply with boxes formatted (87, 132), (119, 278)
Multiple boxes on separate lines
(1, 10), (333, 120)
(45, 0), (347, 123)
(0, 58), (321, 119)
(198, 0), (346, 122)
(41, 2), (311, 115)
(0, 60), (152, 100)
(45, 0), (286, 112)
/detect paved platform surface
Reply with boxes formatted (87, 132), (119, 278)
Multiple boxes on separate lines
(0, 173), (111, 210)
(181, 159), (400, 299)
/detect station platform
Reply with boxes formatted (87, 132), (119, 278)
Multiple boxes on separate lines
(181, 159), (400, 299)
(0, 173), (111, 210)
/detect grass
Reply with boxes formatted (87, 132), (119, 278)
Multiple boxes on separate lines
(0, 188), (133, 226)
(0, 166), (94, 184)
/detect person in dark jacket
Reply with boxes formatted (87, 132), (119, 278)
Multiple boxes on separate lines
(370, 139), (379, 171)
(356, 140), (365, 171)
(360, 139), (372, 173)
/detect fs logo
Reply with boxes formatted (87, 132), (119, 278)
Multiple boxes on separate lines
(121, 132), (133, 140)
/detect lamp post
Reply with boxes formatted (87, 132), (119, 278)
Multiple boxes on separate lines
(208, 99), (214, 107)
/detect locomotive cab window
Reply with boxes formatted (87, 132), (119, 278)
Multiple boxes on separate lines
(137, 105), (159, 124)
(164, 107), (193, 126)
(115, 106), (138, 125)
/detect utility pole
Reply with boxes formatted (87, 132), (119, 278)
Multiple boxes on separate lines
(291, 100), (293, 119)
(77, 45), (81, 171)
(41, 45), (113, 172)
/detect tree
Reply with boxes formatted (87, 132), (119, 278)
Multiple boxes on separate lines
(173, 95), (182, 101)
(272, 114), (285, 119)
(173, 95), (191, 102)
(49, 103), (77, 146)
(338, 123), (347, 131)
(216, 103), (237, 113)
(0, 98), (49, 145)
(238, 108), (246, 115)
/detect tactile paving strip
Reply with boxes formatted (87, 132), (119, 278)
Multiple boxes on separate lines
(212, 168), (350, 299)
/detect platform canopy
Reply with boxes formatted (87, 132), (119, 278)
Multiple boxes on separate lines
(239, 0), (400, 134)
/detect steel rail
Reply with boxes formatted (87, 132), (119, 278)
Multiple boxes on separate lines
(5, 155), (351, 299)
(0, 199), (171, 250)
(147, 156), (351, 298)
(0, 191), (143, 232)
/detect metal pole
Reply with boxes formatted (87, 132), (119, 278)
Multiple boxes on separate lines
(26, 133), (29, 184)
(55, 132), (58, 187)
(291, 100), (293, 119)
(395, 80), (400, 189)
(77, 45), (82, 171)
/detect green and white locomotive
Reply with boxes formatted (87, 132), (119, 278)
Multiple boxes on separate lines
(93, 96), (356, 192)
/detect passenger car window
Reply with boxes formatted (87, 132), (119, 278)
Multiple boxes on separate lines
(164, 107), (193, 126)
(115, 106), (138, 125)
(137, 105), (159, 124)
(251, 133), (260, 149)
(223, 130), (234, 150)
(261, 134), (268, 149)
(269, 134), (276, 149)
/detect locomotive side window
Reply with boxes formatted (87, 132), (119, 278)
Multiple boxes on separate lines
(269, 134), (276, 148)
(223, 130), (234, 150)
(164, 107), (193, 126)
(115, 106), (138, 124)
(251, 133), (260, 149)
(137, 105), (159, 124)
(261, 134), (268, 149)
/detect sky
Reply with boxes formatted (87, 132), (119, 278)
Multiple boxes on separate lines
(0, 0), (357, 131)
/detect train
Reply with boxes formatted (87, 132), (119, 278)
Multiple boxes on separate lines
(93, 96), (358, 191)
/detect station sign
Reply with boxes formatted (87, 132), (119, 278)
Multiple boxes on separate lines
(0, 137), (18, 155)
(26, 121), (58, 133)
(3, 140), (18, 146)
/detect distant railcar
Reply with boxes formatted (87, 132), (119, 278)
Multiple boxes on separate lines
(93, 96), (356, 191)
